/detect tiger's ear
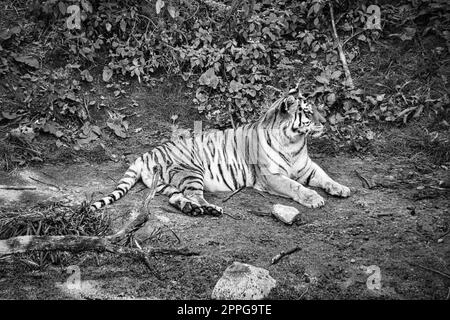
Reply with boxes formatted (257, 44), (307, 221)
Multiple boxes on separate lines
(288, 84), (306, 100)
(280, 95), (297, 114)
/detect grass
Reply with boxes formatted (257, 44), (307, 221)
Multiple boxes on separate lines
(0, 202), (111, 267)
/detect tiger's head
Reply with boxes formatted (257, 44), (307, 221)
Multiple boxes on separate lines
(261, 87), (324, 141)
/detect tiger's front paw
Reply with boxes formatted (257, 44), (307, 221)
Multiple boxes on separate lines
(326, 183), (351, 198)
(297, 188), (325, 208)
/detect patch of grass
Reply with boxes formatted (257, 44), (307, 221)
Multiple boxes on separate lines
(0, 202), (111, 239)
(0, 202), (111, 267)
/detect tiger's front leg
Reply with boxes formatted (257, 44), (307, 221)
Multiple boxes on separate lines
(301, 162), (351, 197)
(258, 173), (325, 208)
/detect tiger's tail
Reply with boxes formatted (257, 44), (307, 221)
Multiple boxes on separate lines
(89, 156), (145, 211)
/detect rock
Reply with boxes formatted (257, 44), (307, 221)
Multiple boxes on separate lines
(271, 204), (300, 225)
(211, 262), (276, 300)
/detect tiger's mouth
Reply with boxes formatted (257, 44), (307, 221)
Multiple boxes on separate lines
(292, 122), (324, 135)
(309, 123), (324, 138)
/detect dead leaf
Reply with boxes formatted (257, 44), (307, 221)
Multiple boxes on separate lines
(102, 66), (113, 82)
(229, 80), (243, 93)
(315, 75), (329, 85)
(168, 5), (177, 18)
(1, 111), (21, 120)
(81, 0), (93, 13)
(156, 0), (165, 14)
(199, 68), (219, 89)
(107, 122), (127, 138)
(14, 55), (39, 69)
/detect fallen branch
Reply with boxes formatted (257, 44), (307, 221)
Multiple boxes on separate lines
(375, 212), (393, 217)
(436, 230), (450, 242)
(0, 185), (36, 190)
(354, 170), (374, 189)
(271, 246), (301, 265)
(329, 3), (354, 89)
(248, 210), (270, 217)
(409, 262), (450, 280)
(222, 212), (242, 220)
(0, 235), (198, 261)
(222, 186), (245, 203)
(28, 176), (61, 190)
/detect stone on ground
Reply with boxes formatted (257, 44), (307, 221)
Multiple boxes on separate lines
(211, 262), (276, 300)
(271, 204), (300, 225)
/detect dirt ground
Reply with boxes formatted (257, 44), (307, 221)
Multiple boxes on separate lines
(0, 83), (449, 299)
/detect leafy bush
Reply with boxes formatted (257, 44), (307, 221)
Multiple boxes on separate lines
(0, 0), (449, 146)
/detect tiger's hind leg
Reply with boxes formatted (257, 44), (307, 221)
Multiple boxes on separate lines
(173, 169), (222, 216)
(183, 188), (223, 216)
(158, 184), (222, 217)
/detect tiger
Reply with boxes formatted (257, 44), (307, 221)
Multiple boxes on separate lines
(90, 86), (351, 216)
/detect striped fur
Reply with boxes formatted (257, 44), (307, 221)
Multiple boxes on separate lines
(90, 87), (350, 215)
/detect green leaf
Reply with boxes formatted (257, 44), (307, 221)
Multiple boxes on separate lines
(81, 69), (93, 82)
(229, 80), (243, 93)
(107, 122), (127, 138)
(102, 66), (113, 82)
(58, 2), (67, 15)
(81, 0), (93, 13)
(1, 111), (21, 120)
(0, 26), (20, 42)
(199, 68), (219, 89)
(315, 75), (329, 85)
(120, 20), (126, 32)
(326, 93), (336, 105)
(168, 5), (177, 18)
(14, 55), (39, 69)
(331, 70), (342, 80)
(195, 89), (208, 103)
(156, 0), (165, 14)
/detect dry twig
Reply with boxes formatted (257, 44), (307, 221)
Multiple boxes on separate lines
(354, 170), (374, 189)
(222, 186), (245, 203)
(409, 262), (450, 280)
(271, 246), (301, 265)
(0, 185), (36, 190)
(28, 176), (61, 190)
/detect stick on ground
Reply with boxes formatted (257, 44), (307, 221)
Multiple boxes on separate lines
(271, 246), (301, 265)
(354, 170), (373, 189)
(0, 185), (36, 190)
(409, 262), (450, 280)
(222, 186), (245, 203)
